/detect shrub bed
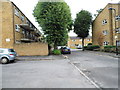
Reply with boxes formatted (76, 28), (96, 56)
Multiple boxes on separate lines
(52, 49), (61, 55)
(84, 45), (100, 51)
(104, 45), (116, 53)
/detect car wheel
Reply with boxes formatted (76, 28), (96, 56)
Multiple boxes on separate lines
(1, 58), (9, 64)
(10, 60), (15, 63)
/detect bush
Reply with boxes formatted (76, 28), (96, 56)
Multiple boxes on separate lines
(84, 46), (87, 49)
(86, 45), (100, 51)
(52, 49), (61, 55)
(104, 45), (116, 52)
(87, 43), (92, 46)
(104, 45), (116, 49)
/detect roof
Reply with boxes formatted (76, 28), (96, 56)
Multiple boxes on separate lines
(93, 3), (120, 22)
(70, 36), (92, 40)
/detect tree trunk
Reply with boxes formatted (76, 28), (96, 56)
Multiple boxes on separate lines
(82, 38), (84, 51)
(54, 43), (57, 50)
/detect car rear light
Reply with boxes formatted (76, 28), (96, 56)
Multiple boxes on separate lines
(9, 54), (14, 55)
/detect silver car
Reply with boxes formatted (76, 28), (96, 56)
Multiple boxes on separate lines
(0, 48), (17, 64)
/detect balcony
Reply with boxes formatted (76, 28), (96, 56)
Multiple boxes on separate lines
(19, 24), (35, 31)
(20, 38), (35, 43)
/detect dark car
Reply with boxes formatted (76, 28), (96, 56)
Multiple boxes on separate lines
(60, 47), (71, 54)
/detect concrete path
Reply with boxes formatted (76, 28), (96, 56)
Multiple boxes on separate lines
(2, 59), (96, 88)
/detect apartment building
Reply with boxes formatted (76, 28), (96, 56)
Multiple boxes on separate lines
(0, 0), (48, 56)
(68, 36), (92, 49)
(92, 3), (120, 47)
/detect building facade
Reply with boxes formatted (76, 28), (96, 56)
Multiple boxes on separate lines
(0, 0), (42, 49)
(68, 36), (92, 49)
(0, 0), (48, 56)
(92, 3), (120, 46)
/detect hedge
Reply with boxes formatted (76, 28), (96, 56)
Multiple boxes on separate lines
(84, 45), (100, 51)
(52, 49), (61, 55)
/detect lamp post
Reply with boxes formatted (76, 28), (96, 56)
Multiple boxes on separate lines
(108, 7), (119, 55)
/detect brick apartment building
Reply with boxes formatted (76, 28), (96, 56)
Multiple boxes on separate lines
(0, 0), (48, 56)
(92, 3), (120, 46)
(68, 36), (92, 49)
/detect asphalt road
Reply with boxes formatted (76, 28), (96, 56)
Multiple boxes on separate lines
(2, 59), (96, 88)
(66, 50), (119, 88)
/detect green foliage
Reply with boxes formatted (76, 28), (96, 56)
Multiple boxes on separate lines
(104, 45), (116, 49)
(104, 45), (116, 53)
(73, 10), (92, 51)
(52, 49), (61, 55)
(85, 45), (100, 51)
(74, 10), (92, 39)
(87, 43), (92, 46)
(33, 1), (72, 48)
(84, 46), (87, 49)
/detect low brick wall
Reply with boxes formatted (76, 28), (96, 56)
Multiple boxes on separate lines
(14, 43), (48, 56)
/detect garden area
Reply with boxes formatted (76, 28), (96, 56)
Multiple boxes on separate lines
(84, 43), (120, 54)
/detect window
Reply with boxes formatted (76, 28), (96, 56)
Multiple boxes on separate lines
(71, 44), (75, 46)
(102, 19), (107, 25)
(21, 15), (24, 21)
(103, 30), (108, 35)
(15, 24), (20, 32)
(116, 28), (120, 33)
(15, 8), (19, 17)
(103, 41), (109, 46)
(30, 23), (32, 28)
(22, 29), (25, 34)
(8, 49), (15, 52)
(115, 15), (120, 21)
(72, 39), (76, 42)
(26, 20), (30, 25)
(87, 39), (90, 41)
(79, 39), (82, 41)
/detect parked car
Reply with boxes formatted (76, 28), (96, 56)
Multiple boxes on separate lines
(60, 46), (71, 54)
(0, 48), (17, 64)
(76, 45), (82, 49)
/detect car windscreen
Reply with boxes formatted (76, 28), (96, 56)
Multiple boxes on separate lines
(8, 49), (15, 52)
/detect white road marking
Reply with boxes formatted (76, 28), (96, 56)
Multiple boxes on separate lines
(69, 61), (103, 90)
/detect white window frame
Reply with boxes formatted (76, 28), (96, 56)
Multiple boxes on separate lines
(15, 24), (20, 32)
(15, 8), (19, 17)
(21, 15), (24, 21)
(102, 19), (107, 25)
(72, 39), (76, 42)
(87, 39), (90, 41)
(103, 41), (109, 46)
(103, 30), (108, 35)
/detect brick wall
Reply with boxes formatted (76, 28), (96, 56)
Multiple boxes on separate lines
(14, 43), (48, 56)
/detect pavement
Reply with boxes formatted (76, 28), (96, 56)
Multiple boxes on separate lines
(16, 49), (120, 61)
(86, 50), (120, 58)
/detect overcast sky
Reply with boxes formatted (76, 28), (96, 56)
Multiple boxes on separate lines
(10, 0), (120, 36)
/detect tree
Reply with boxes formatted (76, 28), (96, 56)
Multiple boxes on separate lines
(74, 10), (92, 51)
(33, 0), (72, 49)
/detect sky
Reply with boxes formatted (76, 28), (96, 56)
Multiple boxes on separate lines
(10, 0), (120, 36)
